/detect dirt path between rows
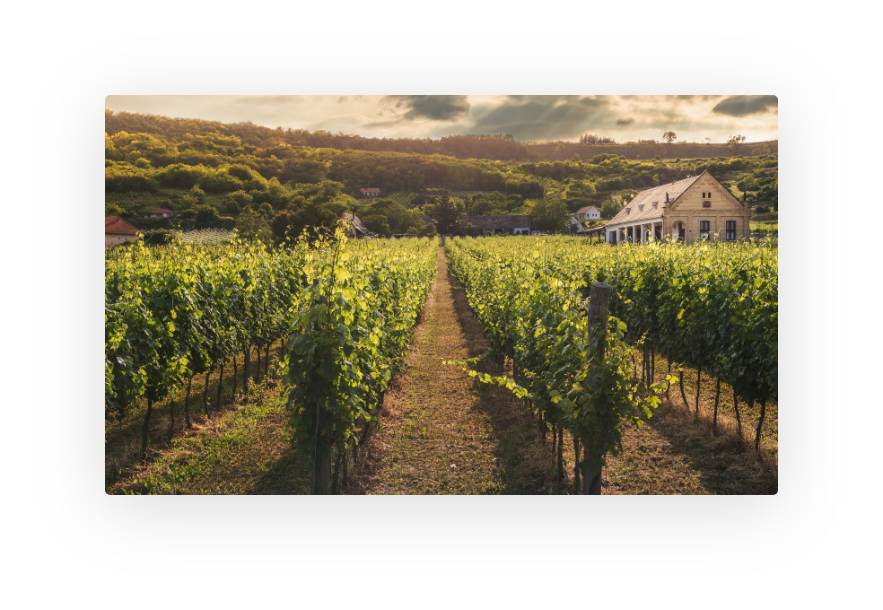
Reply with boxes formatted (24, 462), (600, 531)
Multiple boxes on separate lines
(350, 247), (561, 494)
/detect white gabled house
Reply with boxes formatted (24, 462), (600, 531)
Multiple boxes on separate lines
(574, 205), (601, 221)
(603, 170), (750, 244)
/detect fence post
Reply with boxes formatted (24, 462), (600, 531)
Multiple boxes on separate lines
(310, 278), (333, 495)
(583, 282), (611, 495)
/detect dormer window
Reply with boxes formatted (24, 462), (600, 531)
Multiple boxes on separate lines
(638, 204), (644, 211)
(625, 207), (631, 215)
(653, 201), (658, 208)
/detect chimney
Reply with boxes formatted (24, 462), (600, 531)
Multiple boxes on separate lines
(665, 192), (669, 203)
(742, 191), (746, 203)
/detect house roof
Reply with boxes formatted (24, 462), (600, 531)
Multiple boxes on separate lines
(105, 215), (141, 235)
(339, 213), (370, 236)
(575, 205), (599, 214)
(460, 215), (532, 230)
(418, 214), (435, 225)
(605, 172), (704, 227)
(360, 188), (380, 193)
(150, 208), (174, 214)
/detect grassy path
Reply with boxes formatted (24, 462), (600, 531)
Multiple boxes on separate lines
(351, 248), (562, 494)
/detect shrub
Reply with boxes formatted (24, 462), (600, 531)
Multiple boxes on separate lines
(142, 229), (180, 246)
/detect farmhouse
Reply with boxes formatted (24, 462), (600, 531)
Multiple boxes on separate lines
(574, 205), (601, 221)
(339, 213), (371, 238)
(604, 170), (750, 244)
(461, 215), (532, 236)
(144, 208), (175, 218)
(360, 188), (380, 198)
(105, 215), (141, 247)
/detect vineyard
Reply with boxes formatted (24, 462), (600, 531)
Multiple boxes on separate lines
(105, 233), (437, 491)
(180, 227), (236, 244)
(446, 236), (777, 491)
(106, 235), (777, 495)
(386, 192), (419, 207)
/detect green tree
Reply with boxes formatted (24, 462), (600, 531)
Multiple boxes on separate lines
(663, 131), (677, 144)
(224, 190), (253, 212)
(362, 214), (391, 236)
(600, 197), (622, 219)
(270, 204), (339, 244)
(194, 204), (219, 223)
(727, 134), (746, 155)
(417, 221), (438, 237)
(189, 184), (205, 202)
(106, 202), (125, 216)
(464, 222), (481, 237)
(235, 208), (273, 244)
(433, 195), (462, 235)
(530, 198), (570, 234)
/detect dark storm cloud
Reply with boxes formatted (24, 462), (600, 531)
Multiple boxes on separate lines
(472, 96), (611, 140)
(712, 95), (778, 117)
(387, 95), (471, 121)
(616, 117), (635, 126)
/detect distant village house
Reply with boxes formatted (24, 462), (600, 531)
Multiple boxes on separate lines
(574, 205), (601, 221)
(461, 215), (532, 236)
(568, 216), (584, 233)
(105, 215), (142, 247)
(604, 170), (749, 244)
(360, 188), (380, 198)
(144, 208), (175, 218)
(339, 213), (371, 238)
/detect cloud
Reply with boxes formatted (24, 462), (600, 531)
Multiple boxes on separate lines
(386, 95), (471, 121)
(712, 95), (778, 117)
(231, 95), (306, 107)
(616, 117), (635, 126)
(471, 96), (612, 140)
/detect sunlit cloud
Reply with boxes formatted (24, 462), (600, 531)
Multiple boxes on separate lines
(105, 94), (778, 143)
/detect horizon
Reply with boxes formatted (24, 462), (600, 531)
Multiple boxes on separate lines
(105, 95), (778, 144)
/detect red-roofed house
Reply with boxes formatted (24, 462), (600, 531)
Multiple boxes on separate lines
(360, 188), (380, 198)
(144, 208), (175, 218)
(105, 215), (142, 247)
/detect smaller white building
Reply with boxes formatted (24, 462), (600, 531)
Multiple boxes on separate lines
(574, 205), (601, 221)
(568, 216), (584, 233)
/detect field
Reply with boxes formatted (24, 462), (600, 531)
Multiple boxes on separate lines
(106, 235), (777, 495)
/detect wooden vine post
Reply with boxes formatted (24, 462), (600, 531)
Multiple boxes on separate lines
(583, 282), (611, 495)
(311, 278), (333, 495)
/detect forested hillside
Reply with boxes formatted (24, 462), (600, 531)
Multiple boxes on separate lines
(105, 111), (778, 237)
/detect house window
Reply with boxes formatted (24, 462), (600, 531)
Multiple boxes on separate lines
(726, 220), (736, 240)
(699, 221), (710, 240)
(703, 201), (711, 208)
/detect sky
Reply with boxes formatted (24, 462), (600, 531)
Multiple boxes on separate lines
(105, 95), (778, 143)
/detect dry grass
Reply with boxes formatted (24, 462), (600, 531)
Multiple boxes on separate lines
(104, 343), (312, 494)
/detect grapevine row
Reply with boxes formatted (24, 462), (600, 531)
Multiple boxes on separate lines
(446, 236), (777, 488)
